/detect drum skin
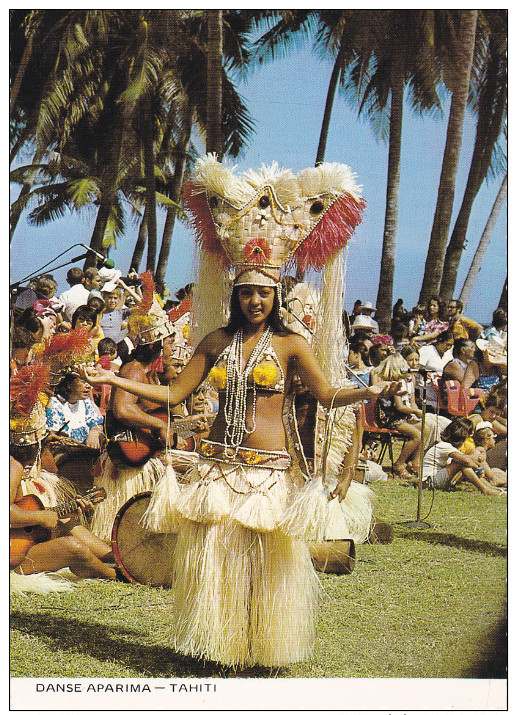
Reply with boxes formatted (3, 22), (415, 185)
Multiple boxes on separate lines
(111, 492), (177, 587)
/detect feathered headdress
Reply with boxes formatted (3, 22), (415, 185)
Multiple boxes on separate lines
(127, 271), (175, 345)
(183, 154), (365, 287)
(10, 362), (52, 445)
(41, 329), (96, 385)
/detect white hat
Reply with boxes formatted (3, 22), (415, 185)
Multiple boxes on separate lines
(475, 420), (494, 433)
(475, 337), (507, 366)
(101, 280), (120, 294)
(360, 301), (376, 313)
(351, 314), (375, 331)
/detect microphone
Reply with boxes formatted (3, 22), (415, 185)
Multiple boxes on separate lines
(72, 245), (115, 269)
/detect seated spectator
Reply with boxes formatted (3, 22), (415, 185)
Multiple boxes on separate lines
(389, 319), (410, 352)
(480, 308), (507, 344)
(408, 304), (427, 340)
(444, 299), (482, 341)
(59, 267), (90, 321)
(412, 295), (448, 345)
(46, 373), (104, 448)
(10, 325), (34, 376)
(358, 301), (379, 333)
(392, 298), (406, 322)
(16, 305), (57, 356)
(459, 421), (506, 488)
(369, 342), (391, 369)
(96, 337), (119, 371)
(422, 417), (503, 495)
(347, 336), (372, 387)
(371, 353), (422, 480)
(468, 391), (507, 471)
(32, 275), (66, 321)
(350, 314), (375, 341)
(462, 338), (506, 396)
(442, 338), (476, 383)
(418, 329), (454, 412)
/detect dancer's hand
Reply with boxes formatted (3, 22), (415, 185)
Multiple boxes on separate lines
(80, 365), (115, 386)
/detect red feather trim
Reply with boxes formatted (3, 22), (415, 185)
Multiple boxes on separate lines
(183, 182), (231, 267)
(10, 363), (51, 416)
(32, 481), (45, 494)
(294, 193), (366, 271)
(42, 329), (91, 358)
(137, 271), (155, 315)
(168, 296), (193, 323)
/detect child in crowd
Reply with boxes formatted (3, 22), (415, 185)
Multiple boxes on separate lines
(96, 337), (120, 372)
(459, 421), (507, 488)
(422, 418), (503, 495)
(371, 352), (422, 480)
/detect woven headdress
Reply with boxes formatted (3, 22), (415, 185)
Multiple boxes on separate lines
(127, 271), (175, 345)
(183, 154), (365, 287)
(10, 362), (52, 445)
(167, 298), (193, 362)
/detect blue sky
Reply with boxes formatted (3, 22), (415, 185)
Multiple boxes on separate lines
(10, 39), (507, 324)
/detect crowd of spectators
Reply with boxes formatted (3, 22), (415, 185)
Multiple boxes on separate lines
(344, 295), (507, 495)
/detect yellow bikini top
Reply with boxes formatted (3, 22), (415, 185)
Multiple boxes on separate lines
(208, 342), (285, 393)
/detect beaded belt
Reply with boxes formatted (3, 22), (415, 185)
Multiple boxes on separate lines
(199, 439), (291, 470)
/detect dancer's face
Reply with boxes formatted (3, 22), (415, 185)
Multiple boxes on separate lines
(238, 285), (275, 326)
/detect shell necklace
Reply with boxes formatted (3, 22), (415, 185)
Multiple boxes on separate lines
(223, 326), (273, 454)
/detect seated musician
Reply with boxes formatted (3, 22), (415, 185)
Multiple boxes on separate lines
(9, 365), (115, 582)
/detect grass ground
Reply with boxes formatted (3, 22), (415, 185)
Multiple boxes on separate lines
(10, 478), (507, 680)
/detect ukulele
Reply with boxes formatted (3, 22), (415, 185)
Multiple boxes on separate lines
(9, 486), (106, 569)
(110, 412), (215, 467)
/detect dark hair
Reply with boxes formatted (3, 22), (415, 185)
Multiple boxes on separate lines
(452, 338), (472, 358)
(435, 328), (453, 345)
(369, 343), (389, 367)
(473, 428), (492, 447)
(97, 337), (117, 357)
(441, 417), (473, 447)
(11, 325), (35, 351)
(412, 304), (426, 316)
(223, 286), (292, 336)
(71, 305), (97, 329)
(84, 267), (99, 281)
(66, 267), (84, 286)
(483, 390), (506, 411)
(400, 345), (418, 361)
(55, 372), (81, 402)
(16, 307), (43, 336)
(87, 295), (105, 312)
(389, 320), (409, 341)
(130, 340), (163, 365)
(491, 308), (507, 330)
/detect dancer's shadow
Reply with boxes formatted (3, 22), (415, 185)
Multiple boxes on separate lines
(394, 528), (507, 557)
(10, 610), (286, 678)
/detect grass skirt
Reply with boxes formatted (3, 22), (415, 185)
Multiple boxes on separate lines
(148, 441), (321, 667)
(20, 467), (76, 508)
(90, 451), (165, 540)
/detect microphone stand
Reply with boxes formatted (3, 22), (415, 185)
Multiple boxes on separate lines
(399, 369), (431, 530)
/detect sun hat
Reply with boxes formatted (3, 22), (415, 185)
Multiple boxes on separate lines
(474, 420), (495, 433)
(351, 315), (375, 332)
(475, 337), (507, 366)
(360, 301), (376, 313)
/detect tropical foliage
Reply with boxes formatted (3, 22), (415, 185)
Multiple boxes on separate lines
(10, 10), (506, 310)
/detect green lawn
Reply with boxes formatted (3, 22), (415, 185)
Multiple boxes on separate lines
(10, 480), (506, 679)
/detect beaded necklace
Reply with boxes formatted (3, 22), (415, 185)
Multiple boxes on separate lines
(223, 326), (273, 454)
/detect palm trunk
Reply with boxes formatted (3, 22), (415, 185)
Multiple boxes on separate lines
(439, 45), (507, 301)
(142, 95), (157, 275)
(418, 10), (478, 304)
(131, 207), (148, 273)
(10, 146), (45, 242)
(10, 31), (34, 114)
(497, 276), (507, 312)
(458, 173), (507, 307)
(155, 107), (194, 285)
(206, 10), (223, 157)
(315, 36), (345, 166)
(375, 47), (404, 334)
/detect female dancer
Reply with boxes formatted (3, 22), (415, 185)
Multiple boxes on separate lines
(85, 155), (397, 669)
(84, 279), (395, 666)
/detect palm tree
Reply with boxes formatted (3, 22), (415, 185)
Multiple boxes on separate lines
(439, 10), (507, 300)
(458, 173), (507, 307)
(418, 10), (479, 304)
